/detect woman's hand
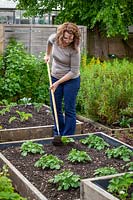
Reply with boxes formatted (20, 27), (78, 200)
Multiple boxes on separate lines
(44, 55), (50, 63)
(50, 81), (59, 93)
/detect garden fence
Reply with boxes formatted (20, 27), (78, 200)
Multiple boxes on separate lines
(0, 24), (87, 56)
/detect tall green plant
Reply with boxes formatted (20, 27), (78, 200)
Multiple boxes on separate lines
(0, 39), (49, 104)
(77, 56), (133, 125)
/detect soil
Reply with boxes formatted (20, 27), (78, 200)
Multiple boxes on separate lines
(0, 105), (132, 146)
(1, 140), (133, 200)
(0, 105), (133, 199)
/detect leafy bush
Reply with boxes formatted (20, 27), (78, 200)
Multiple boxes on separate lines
(123, 162), (133, 171)
(0, 39), (49, 104)
(77, 56), (133, 125)
(9, 110), (32, 123)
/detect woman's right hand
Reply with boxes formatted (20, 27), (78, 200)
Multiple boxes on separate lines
(50, 81), (60, 93)
(44, 55), (50, 63)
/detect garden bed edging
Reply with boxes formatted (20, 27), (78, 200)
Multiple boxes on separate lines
(77, 115), (133, 136)
(0, 120), (83, 142)
(80, 172), (133, 200)
(0, 132), (132, 200)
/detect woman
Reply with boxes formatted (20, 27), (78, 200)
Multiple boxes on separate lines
(44, 22), (81, 136)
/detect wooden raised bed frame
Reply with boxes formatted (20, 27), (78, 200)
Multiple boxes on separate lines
(80, 172), (133, 200)
(0, 121), (83, 142)
(0, 132), (132, 200)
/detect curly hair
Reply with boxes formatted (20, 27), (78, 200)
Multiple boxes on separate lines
(56, 22), (81, 51)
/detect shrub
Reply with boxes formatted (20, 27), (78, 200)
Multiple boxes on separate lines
(0, 39), (49, 104)
(77, 56), (132, 125)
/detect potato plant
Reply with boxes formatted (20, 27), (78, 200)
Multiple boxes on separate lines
(20, 141), (44, 156)
(80, 135), (109, 150)
(106, 145), (133, 162)
(67, 148), (92, 163)
(93, 167), (118, 177)
(48, 170), (80, 191)
(34, 154), (64, 170)
(107, 173), (133, 200)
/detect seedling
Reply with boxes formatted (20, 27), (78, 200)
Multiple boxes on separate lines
(20, 141), (44, 156)
(93, 166), (118, 177)
(80, 135), (109, 150)
(0, 106), (10, 115)
(61, 136), (75, 144)
(107, 173), (133, 200)
(18, 97), (32, 106)
(119, 116), (133, 128)
(9, 110), (32, 123)
(0, 165), (9, 177)
(122, 162), (133, 171)
(106, 145), (133, 161)
(33, 102), (44, 112)
(9, 116), (17, 124)
(34, 154), (64, 169)
(0, 103), (17, 115)
(48, 170), (80, 191)
(67, 148), (92, 163)
(16, 110), (32, 122)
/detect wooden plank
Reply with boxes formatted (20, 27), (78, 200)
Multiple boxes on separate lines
(0, 120), (83, 142)
(80, 178), (119, 200)
(80, 172), (133, 200)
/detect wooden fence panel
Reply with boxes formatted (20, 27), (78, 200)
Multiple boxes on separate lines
(1, 24), (87, 56)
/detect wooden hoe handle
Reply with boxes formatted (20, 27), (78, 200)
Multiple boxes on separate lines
(47, 63), (60, 135)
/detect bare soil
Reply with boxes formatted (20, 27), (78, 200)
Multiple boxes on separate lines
(0, 105), (132, 146)
(1, 140), (133, 200)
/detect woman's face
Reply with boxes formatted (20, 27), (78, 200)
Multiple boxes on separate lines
(62, 31), (74, 47)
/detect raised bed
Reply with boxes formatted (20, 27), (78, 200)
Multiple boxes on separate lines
(0, 132), (132, 200)
(77, 115), (133, 135)
(0, 120), (83, 142)
(77, 115), (133, 145)
(0, 104), (83, 142)
(80, 172), (133, 200)
(0, 153), (47, 200)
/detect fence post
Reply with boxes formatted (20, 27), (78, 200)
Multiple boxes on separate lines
(0, 24), (4, 54)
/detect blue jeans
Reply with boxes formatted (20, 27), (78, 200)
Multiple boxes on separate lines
(50, 76), (80, 136)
